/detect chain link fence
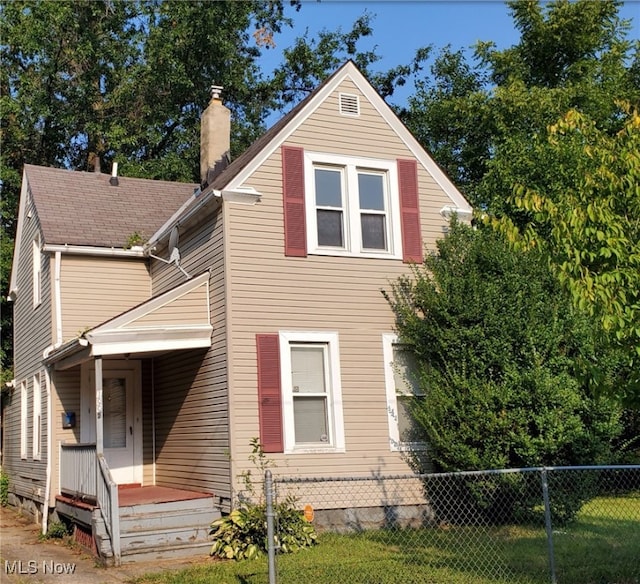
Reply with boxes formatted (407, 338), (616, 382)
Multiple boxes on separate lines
(266, 465), (640, 584)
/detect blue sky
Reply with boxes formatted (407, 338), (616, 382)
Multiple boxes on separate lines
(260, 0), (639, 109)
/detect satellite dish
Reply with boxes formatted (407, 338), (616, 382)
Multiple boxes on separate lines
(169, 226), (179, 255)
(148, 224), (190, 279)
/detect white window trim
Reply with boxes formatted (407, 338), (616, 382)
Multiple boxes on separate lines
(32, 372), (41, 460)
(20, 380), (28, 459)
(382, 333), (428, 452)
(279, 331), (345, 454)
(33, 234), (41, 308)
(304, 152), (402, 259)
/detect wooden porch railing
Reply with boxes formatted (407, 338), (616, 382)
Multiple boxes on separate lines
(97, 453), (121, 565)
(59, 443), (121, 565)
(60, 443), (97, 499)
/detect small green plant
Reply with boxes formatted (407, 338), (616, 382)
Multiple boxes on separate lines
(0, 469), (9, 506)
(210, 439), (317, 560)
(41, 520), (69, 540)
(124, 231), (146, 249)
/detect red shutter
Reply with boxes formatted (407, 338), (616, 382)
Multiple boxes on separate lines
(282, 145), (307, 257)
(256, 334), (284, 453)
(397, 159), (423, 263)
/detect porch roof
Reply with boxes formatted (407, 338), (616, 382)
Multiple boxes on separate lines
(45, 271), (212, 370)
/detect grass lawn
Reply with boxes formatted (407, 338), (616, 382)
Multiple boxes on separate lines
(131, 494), (640, 584)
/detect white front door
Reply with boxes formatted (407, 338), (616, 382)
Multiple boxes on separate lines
(81, 361), (142, 485)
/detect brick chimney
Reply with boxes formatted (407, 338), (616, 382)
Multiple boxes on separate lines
(200, 85), (231, 187)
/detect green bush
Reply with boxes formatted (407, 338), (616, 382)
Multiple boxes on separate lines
(0, 470), (9, 507)
(210, 497), (317, 560)
(210, 439), (317, 560)
(386, 221), (625, 523)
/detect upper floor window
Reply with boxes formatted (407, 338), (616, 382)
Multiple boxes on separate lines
(304, 153), (402, 259)
(382, 334), (426, 452)
(32, 234), (41, 308)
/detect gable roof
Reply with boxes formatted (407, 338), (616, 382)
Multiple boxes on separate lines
(23, 164), (197, 248)
(147, 60), (472, 247)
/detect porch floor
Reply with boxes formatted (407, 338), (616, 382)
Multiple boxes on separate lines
(117, 486), (212, 507)
(57, 486), (212, 509)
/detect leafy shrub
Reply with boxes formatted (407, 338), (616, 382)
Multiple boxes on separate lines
(42, 520), (69, 539)
(210, 439), (317, 560)
(210, 497), (317, 560)
(386, 221), (625, 524)
(0, 470), (9, 507)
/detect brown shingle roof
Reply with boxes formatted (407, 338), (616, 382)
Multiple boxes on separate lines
(24, 165), (197, 248)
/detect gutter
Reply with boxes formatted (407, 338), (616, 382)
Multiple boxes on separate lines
(42, 244), (145, 258)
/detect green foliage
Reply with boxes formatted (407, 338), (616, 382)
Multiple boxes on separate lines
(385, 221), (624, 474)
(41, 520), (69, 540)
(210, 439), (317, 560)
(210, 497), (317, 560)
(491, 107), (640, 401)
(0, 469), (9, 506)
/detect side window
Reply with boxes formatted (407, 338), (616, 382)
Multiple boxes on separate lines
(20, 380), (28, 459)
(33, 373), (42, 460)
(33, 234), (41, 308)
(275, 331), (345, 453)
(383, 334), (426, 451)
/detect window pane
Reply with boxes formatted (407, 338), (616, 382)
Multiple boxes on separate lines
(315, 168), (342, 207)
(397, 396), (419, 441)
(361, 214), (386, 250)
(358, 173), (385, 210)
(291, 346), (326, 394)
(294, 397), (329, 443)
(393, 346), (422, 396)
(317, 209), (344, 247)
(104, 378), (126, 449)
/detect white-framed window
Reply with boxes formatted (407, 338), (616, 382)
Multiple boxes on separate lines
(32, 373), (42, 460)
(279, 331), (345, 454)
(32, 234), (41, 307)
(304, 152), (402, 259)
(20, 380), (28, 459)
(383, 334), (426, 451)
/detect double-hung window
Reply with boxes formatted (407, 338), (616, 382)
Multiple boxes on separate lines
(383, 334), (426, 451)
(20, 380), (28, 459)
(33, 372), (41, 460)
(279, 331), (345, 453)
(305, 153), (402, 258)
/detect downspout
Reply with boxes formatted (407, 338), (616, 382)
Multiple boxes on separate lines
(54, 251), (63, 346)
(41, 251), (62, 535)
(151, 358), (156, 485)
(42, 368), (52, 536)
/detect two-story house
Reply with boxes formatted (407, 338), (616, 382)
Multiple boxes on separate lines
(4, 61), (472, 564)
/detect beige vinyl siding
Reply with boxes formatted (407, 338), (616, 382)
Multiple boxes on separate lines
(121, 283), (208, 328)
(49, 368), (82, 505)
(226, 79), (454, 486)
(7, 189), (51, 505)
(59, 255), (150, 341)
(149, 210), (230, 505)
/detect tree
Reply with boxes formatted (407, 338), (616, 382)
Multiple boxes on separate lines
(0, 1), (419, 381)
(491, 107), (640, 399)
(401, 0), (639, 211)
(385, 221), (624, 473)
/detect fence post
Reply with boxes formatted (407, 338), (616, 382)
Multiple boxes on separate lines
(265, 470), (277, 584)
(541, 468), (557, 584)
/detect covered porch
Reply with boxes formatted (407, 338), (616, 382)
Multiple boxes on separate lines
(46, 272), (221, 564)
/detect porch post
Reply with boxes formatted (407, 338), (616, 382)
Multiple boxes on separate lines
(95, 356), (104, 455)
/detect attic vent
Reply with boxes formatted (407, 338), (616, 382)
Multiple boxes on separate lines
(339, 93), (360, 117)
